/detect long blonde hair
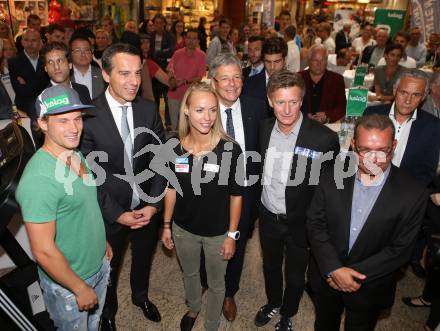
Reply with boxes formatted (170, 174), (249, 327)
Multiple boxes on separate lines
(178, 82), (232, 146)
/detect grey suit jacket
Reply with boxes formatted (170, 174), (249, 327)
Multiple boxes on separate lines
(70, 65), (106, 99)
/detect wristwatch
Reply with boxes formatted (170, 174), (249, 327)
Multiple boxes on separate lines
(227, 231), (240, 240)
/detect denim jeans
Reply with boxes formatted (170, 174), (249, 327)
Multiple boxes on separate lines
(40, 257), (110, 331)
(173, 223), (228, 331)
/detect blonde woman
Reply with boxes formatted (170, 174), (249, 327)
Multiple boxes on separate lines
(161, 82), (243, 331)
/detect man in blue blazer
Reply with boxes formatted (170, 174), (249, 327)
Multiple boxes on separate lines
(242, 37), (288, 117)
(364, 69), (440, 187)
(207, 53), (269, 321)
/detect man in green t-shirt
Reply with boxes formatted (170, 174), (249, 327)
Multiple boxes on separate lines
(15, 85), (112, 331)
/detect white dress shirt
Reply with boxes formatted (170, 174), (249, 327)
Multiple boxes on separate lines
(106, 88), (134, 144)
(389, 103), (417, 167)
(24, 50), (38, 71)
(220, 99), (247, 184)
(73, 65), (93, 99)
(286, 40), (300, 73)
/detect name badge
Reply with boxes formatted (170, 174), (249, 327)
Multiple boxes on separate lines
(175, 163), (189, 173)
(294, 146), (322, 159)
(175, 157), (189, 164)
(203, 163), (220, 173)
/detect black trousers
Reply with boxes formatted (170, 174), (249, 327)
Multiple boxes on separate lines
(152, 79), (170, 126)
(259, 206), (309, 317)
(313, 292), (379, 331)
(101, 214), (160, 319)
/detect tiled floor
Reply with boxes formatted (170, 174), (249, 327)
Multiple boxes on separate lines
(113, 225), (429, 331)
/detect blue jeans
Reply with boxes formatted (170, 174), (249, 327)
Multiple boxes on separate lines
(40, 258), (110, 331)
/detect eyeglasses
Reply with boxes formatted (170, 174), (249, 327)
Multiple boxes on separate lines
(355, 147), (393, 157)
(72, 48), (92, 54)
(213, 75), (242, 85)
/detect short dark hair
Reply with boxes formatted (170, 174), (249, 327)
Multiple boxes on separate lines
(69, 34), (91, 48)
(263, 37), (288, 57)
(384, 43), (403, 55)
(284, 25), (297, 39)
(27, 14), (40, 24)
(219, 18), (231, 27)
(267, 69), (305, 97)
(46, 24), (65, 35)
(394, 31), (410, 42)
(354, 114), (395, 141)
(337, 48), (349, 60)
(248, 35), (264, 44)
(185, 28), (199, 39)
(102, 43), (142, 74)
(40, 42), (70, 63)
(279, 10), (291, 17)
(152, 13), (166, 23)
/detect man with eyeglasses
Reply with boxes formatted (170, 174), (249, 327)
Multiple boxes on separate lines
(364, 69), (440, 187)
(29, 42), (92, 148)
(307, 114), (427, 331)
(242, 36), (288, 116)
(70, 35), (106, 99)
(206, 53), (267, 322)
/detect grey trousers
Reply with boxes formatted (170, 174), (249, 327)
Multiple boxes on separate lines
(168, 98), (181, 131)
(173, 223), (227, 331)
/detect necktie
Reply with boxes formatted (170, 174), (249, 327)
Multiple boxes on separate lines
(225, 108), (235, 139)
(120, 106), (140, 209)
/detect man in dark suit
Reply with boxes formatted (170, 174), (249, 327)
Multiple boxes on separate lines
(255, 70), (339, 331)
(307, 114), (427, 331)
(300, 44), (346, 123)
(335, 21), (352, 53)
(364, 69), (440, 187)
(242, 35), (265, 80)
(79, 43), (166, 331)
(70, 34), (106, 100)
(148, 13), (176, 130)
(8, 28), (49, 119)
(242, 37), (288, 117)
(209, 53), (268, 321)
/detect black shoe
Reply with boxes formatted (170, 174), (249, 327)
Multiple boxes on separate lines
(275, 316), (293, 331)
(180, 311), (197, 331)
(100, 317), (117, 331)
(138, 300), (161, 322)
(254, 304), (280, 327)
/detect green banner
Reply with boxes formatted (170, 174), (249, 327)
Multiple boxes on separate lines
(346, 88), (368, 117)
(374, 9), (405, 38)
(353, 66), (367, 87)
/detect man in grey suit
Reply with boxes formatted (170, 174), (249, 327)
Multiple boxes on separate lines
(70, 34), (106, 99)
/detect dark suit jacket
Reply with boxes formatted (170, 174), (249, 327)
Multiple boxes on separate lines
(242, 66), (252, 80)
(300, 69), (346, 123)
(70, 65), (106, 100)
(79, 94), (166, 230)
(307, 165), (427, 310)
(8, 52), (49, 118)
(148, 31), (176, 69)
(259, 116), (340, 247)
(239, 95), (269, 223)
(364, 104), (440, 186)
(335, 30), (351, 53)
(242, 70), (271, 117)
(72, 82), (92, 105)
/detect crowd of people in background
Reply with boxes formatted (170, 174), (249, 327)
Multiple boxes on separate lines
(2, 7), (440, 331)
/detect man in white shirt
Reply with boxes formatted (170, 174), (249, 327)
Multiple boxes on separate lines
(70, 35), (106, 99)
(377, 31), (417, 68)
(316, 22), (336, 54)
(406, 27), (427, 68)
(352, 23), (376, 56)
(284, 25), (300, 73)
(209, 53), (268, 322)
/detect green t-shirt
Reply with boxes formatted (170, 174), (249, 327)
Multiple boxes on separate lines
(15, 149), (106, 282)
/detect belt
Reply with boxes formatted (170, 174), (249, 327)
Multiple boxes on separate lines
(262, 205), (288, 222)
